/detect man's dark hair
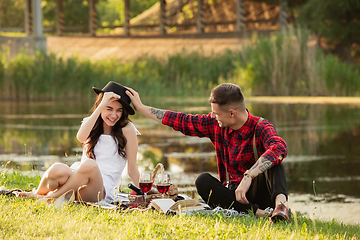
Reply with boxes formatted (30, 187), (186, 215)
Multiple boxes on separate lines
(208, 83), (245, 111)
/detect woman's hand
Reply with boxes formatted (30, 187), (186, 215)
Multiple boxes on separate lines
(77, 91), (120, 143)
(99, 92), (120, 108)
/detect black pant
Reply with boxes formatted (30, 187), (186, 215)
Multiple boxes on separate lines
(195, 164), (288, 214)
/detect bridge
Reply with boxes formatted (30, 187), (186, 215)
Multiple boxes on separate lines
(0, 0), (290, 57)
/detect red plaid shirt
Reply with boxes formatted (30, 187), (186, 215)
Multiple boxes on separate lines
(162, 109), (287, 186)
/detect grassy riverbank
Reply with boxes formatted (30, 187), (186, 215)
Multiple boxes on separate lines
(1, 171), (360, 239)
(1, 28), (360, 100)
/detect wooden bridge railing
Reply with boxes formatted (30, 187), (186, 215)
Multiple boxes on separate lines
(1, 0), (289, 37)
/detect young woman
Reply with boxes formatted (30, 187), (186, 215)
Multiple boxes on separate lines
(21, 81), (140, 203)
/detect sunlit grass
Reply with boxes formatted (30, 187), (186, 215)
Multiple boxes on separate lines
(0, 32), (27, 37)
(1, 193), (360, 239)
(0, 170), (359, 239)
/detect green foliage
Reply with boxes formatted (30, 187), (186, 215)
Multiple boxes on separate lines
(55, 0), (90, 27)
(298, 0), (360, 44)
(0, 0), (92, 29)
(97, 0), (125, 26)
(240, 28), (325, 95)
(0, 46), (236, 100)
(323, 54), (360, 96)
(239, 27), (360, 96)
(0, 0), (25, 28)
(297, 0), (360, 62)
(97, 0), (158, 26)
(0, 170), (40, 190)
(224, 63), (254, 97)
(1, 27), (360, 98)
(42, 0), (57, 28)
(1, 0), (158, 31)
(140, 150), (162, 170)
(130, 0), (158, 18)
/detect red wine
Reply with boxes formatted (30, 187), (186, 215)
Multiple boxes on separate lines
(139, 181), (153, 193)
(156, 184), (170, 194)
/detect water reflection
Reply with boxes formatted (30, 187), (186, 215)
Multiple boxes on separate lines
(1, 99), (360, 200)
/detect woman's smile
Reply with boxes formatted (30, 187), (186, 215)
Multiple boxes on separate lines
(107, 117), (118, 123)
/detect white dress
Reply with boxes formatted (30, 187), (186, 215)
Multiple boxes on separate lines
(71, 121), (140, 202)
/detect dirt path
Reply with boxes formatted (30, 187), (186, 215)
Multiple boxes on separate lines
(46, 34), (244, 61)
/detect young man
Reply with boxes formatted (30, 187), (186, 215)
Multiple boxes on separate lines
(126, 83), (290, 222)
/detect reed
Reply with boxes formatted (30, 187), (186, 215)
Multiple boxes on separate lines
(1, 28), (360, 99)
(239, 27), (360, 96)
(241, 28), (318, 96)
(0, 47), (236, 100)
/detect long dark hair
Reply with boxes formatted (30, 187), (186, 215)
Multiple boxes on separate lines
(84, 92), (130, 159)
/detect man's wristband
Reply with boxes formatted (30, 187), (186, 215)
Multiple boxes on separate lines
(244, 170), (255, 180)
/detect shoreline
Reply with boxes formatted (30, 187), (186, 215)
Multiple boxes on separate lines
(288, 193), (360, 226)
(144, 96), (360, 105)
(0, 96), (359, 105)
(247, 96), (360, 105)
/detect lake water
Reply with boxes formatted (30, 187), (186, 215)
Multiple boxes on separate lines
(1, 98), (360, 225)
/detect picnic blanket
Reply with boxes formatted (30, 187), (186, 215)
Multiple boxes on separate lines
(1, 186), (257, 217)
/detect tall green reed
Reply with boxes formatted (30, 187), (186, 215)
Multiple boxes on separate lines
(0, 46), (236, 100)
(1, 29), (360, 100)
(323, 54), (360, 96)
(240, 27), (327, 96)
(239, 27), (360, 96)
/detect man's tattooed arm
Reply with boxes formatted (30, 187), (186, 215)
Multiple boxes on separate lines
(247, 157), (273, 179)
(258, 157), (273, 172)
(150, 108), (165, 121)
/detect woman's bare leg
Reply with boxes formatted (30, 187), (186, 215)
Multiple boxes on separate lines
(36, 163), (73, 195)
(19, 163), (72, 198)
(45, 159), (105, 202)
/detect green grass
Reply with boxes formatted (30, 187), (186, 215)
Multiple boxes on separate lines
(0, 169), (40, 191)
(0, 32), (27, 37)
(1, 170), (359, 239)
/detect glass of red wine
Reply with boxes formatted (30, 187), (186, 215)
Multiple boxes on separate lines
(139, 172), (153, 202)
(155, 173), (171, 198)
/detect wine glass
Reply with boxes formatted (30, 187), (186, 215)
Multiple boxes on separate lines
(155, 173), (171, 198)
(139, 172), (153, 202)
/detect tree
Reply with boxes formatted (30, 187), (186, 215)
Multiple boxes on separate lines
(297, 0), (360, 63)
(130, 0), (158, 18)
(97, 0), (158, 27)
(97, 0), (124, 26)
(0, 0), (24, 28)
